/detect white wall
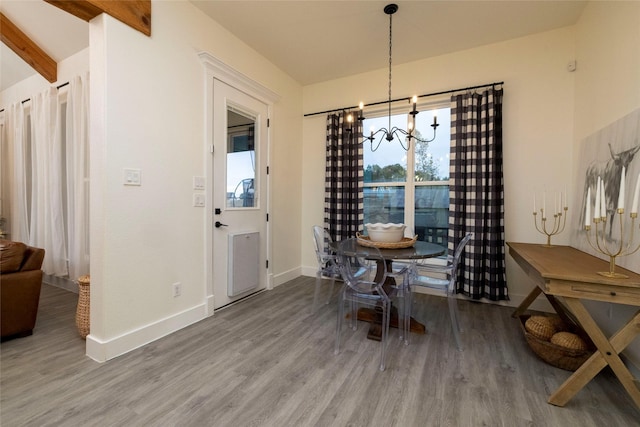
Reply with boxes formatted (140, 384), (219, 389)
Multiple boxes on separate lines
(87, 0), (302, 361)
(301, 27), (577, 310)
(572, 1), (640, 369)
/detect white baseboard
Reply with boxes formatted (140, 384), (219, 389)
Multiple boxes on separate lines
(272, 266), (301, 287)
(85, 303), (207, 362)
(43, 274), (78, 294)
(206, 295), (215, 317)
(301, 265), (317, 278)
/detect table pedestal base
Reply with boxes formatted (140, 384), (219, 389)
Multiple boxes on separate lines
(355, 307), (426, 341)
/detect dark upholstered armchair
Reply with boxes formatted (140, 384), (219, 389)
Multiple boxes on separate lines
(1, 240), (45, 340)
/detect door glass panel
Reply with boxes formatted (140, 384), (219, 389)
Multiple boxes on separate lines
(226, 109), (256, 208)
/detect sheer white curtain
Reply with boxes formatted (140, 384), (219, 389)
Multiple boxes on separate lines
(30, 88), (68, 276)
(65, 73), (90, 279)
(5, 75), (90, 278)
(6, 103), (30, 242)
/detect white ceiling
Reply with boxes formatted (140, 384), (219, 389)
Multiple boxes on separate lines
(1, 0), (588, 91)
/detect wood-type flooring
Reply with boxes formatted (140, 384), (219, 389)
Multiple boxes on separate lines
(1, 277), (638, 426)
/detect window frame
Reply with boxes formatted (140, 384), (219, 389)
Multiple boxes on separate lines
(362, 98), (450, 244)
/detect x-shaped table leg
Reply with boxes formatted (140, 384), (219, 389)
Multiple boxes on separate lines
(548, 299), (640, 408)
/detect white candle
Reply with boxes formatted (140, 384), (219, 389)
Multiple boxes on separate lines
(632, 172), (640, 214)
(617, 166), (626, 210)
(533, 193), (536, 213)
(564, 185), (568, 208)
(585, 187), (591, 226)
(594, 177), (601, 219)
(543, 191), (546, 219)
(554, 192), (558, 215)
(600, 179), (607, 218)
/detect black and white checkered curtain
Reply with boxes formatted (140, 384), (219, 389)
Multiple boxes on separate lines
(324, 112), (363, 241)
(449, 87), (508, 301)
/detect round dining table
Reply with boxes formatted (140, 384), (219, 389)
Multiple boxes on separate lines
(332, 238), (446, 340)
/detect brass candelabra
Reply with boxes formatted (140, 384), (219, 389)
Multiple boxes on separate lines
(585, 210), (640, 279)
(533, 206), (568, 247)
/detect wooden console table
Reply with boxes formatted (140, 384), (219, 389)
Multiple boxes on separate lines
(507, 242), (640, 408)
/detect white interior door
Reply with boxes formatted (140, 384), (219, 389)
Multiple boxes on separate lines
(212, 79), (268, 309)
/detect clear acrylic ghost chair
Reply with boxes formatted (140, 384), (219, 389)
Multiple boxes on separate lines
(389, 226), (416, 345)
(387, 263), (412, 345)
(334, 238), (396, 371)
(312, 226), (341, 312)
(409, 232), (472, 351)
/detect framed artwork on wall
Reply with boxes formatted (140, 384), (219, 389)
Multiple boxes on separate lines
(570, 108), (640, 273)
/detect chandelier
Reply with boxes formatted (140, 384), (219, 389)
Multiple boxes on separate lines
(356, 3), (438, 152)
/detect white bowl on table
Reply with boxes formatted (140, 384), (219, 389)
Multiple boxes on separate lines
(365, 223), (406, 243)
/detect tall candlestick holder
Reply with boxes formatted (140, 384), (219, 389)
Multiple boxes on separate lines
(585, 210), (640, 279)
(533, 206), (568, 247)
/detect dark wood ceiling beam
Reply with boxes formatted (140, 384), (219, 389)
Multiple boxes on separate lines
(0, 12), (57, 83)
(44, 0), (151, 37)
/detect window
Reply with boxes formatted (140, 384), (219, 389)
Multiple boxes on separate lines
(363, 105), (451, 246)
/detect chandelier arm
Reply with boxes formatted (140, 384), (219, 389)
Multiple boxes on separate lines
(366, 128), (390, 142)
(358, 4), (439, 152)
(412, 125), (439, 143)
(399, 134), (411, 151)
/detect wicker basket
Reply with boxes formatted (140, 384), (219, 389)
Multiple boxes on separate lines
(355, 233), (417, 249)
(524, 315), (557, 340)
(519, 314), (594, 371)
(551, 331), (589, 351)
(75, 275), (90, 339)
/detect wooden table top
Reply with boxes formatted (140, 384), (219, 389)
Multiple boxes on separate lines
(507, 242), (640, 289)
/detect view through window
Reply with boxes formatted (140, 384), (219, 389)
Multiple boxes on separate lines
(226, 110), (256, 208)
(363, 105), (451, 246)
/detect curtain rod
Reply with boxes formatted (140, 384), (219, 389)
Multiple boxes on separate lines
(0, 81), (70, 113)
(303, 81), (504, 117)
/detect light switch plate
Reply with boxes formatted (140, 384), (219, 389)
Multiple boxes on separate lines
(193, 193), (205, 207)
(124, 168), (142, 186)
(193, 176), (205, 190)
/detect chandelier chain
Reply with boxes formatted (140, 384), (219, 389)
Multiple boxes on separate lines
(388, 12), (393, 128)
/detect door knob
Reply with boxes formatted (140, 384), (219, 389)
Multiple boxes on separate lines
(215, 221), (228, 228)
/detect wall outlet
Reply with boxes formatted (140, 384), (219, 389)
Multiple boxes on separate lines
(172, 282), (182, 298)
